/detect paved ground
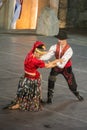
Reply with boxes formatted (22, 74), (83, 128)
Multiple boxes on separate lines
(0, 31), (87, 130)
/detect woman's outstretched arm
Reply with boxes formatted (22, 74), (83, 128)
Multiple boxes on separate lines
(45, 58), (64, 68)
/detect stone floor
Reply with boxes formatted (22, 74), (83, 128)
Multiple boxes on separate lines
(0, 30), (87, 130)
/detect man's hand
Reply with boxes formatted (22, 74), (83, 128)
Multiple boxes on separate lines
(59, 58), (64, 64)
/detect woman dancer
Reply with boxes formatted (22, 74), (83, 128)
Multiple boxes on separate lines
(4, 41), (62, 111)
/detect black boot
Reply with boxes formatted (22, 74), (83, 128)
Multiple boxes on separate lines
(47, 98), (52, 104)
(47, 90), (53, 104)
(40, 99), (46, 104)
(73, 91), (84, 101)
(47, 77), (55, 104)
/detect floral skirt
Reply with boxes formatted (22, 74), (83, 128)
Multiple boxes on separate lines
(12, 76), (42, 111)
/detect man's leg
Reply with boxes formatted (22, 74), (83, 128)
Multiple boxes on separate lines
(63, 67), (84, 101)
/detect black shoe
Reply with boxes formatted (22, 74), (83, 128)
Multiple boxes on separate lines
(47, 98), (52, 104)
(73, 91), (84, 101)
(40, 99), (45, 104)
(76, 94), (84, 101)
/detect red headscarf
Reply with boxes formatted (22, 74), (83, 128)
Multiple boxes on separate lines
(28, 41), (45, 55)
(24, 41), (45, 65)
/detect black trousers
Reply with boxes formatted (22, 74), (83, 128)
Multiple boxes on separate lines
(48, 66), (78, 99)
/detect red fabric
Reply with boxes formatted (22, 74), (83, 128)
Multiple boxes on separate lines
(65, 61), (72, 68)
(24, 41), (46, 79)
(24, 54), (45, 79)
(29, 41), (45, 55)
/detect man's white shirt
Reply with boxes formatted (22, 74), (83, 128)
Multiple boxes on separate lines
(41, 44), (73, 68)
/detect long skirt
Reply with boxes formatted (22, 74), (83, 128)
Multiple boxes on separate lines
(12, 76), (42, 111)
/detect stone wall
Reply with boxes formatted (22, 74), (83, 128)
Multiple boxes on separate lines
(58, 0), (67, 28)
(0, 0), (8, 29)
(66, 0), (87, 28)
(38, 0), (50, 17)
(36, 7), (59, 36)
(0, 0), (15, 29)
(50, 0), (59, 15)
(0, 0), (87, 30)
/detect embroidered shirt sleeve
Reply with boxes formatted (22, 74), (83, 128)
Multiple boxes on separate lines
(57, 47), (73, 68)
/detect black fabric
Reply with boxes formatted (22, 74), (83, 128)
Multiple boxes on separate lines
(48, 66), (78, 98)
(55, 30), (67, 40)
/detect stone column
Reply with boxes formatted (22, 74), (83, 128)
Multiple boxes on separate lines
(7, 0), (15, 29)
(4, 0), (9, 29)
(49, 0), (59, 15)
(0, 0), (8, 29)
(0, 0), (15, 29)
(58, 0), (68, 28)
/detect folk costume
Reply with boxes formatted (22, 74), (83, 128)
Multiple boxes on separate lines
(5, 41), (46, 111)
(41, 30), (84, 103)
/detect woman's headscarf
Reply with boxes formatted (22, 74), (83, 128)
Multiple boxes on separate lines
(29, 41), (46, 55)
(24, 41), (46, 65)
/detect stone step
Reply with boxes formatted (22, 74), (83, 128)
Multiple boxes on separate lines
(0, 29), (37, 35)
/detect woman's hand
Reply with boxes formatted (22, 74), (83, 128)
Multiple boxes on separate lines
(58, 58), (64, 64)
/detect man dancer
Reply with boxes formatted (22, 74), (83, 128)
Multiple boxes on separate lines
(41, 30), (84, 103)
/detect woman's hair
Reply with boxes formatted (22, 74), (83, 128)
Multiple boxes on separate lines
(27, 41), (46, 56)
(35, 44), (46, 54)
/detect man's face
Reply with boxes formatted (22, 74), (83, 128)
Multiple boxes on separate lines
(58, 39), (67, 47)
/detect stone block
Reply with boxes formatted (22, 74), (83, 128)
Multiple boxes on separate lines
(36, 7), (59, 36)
